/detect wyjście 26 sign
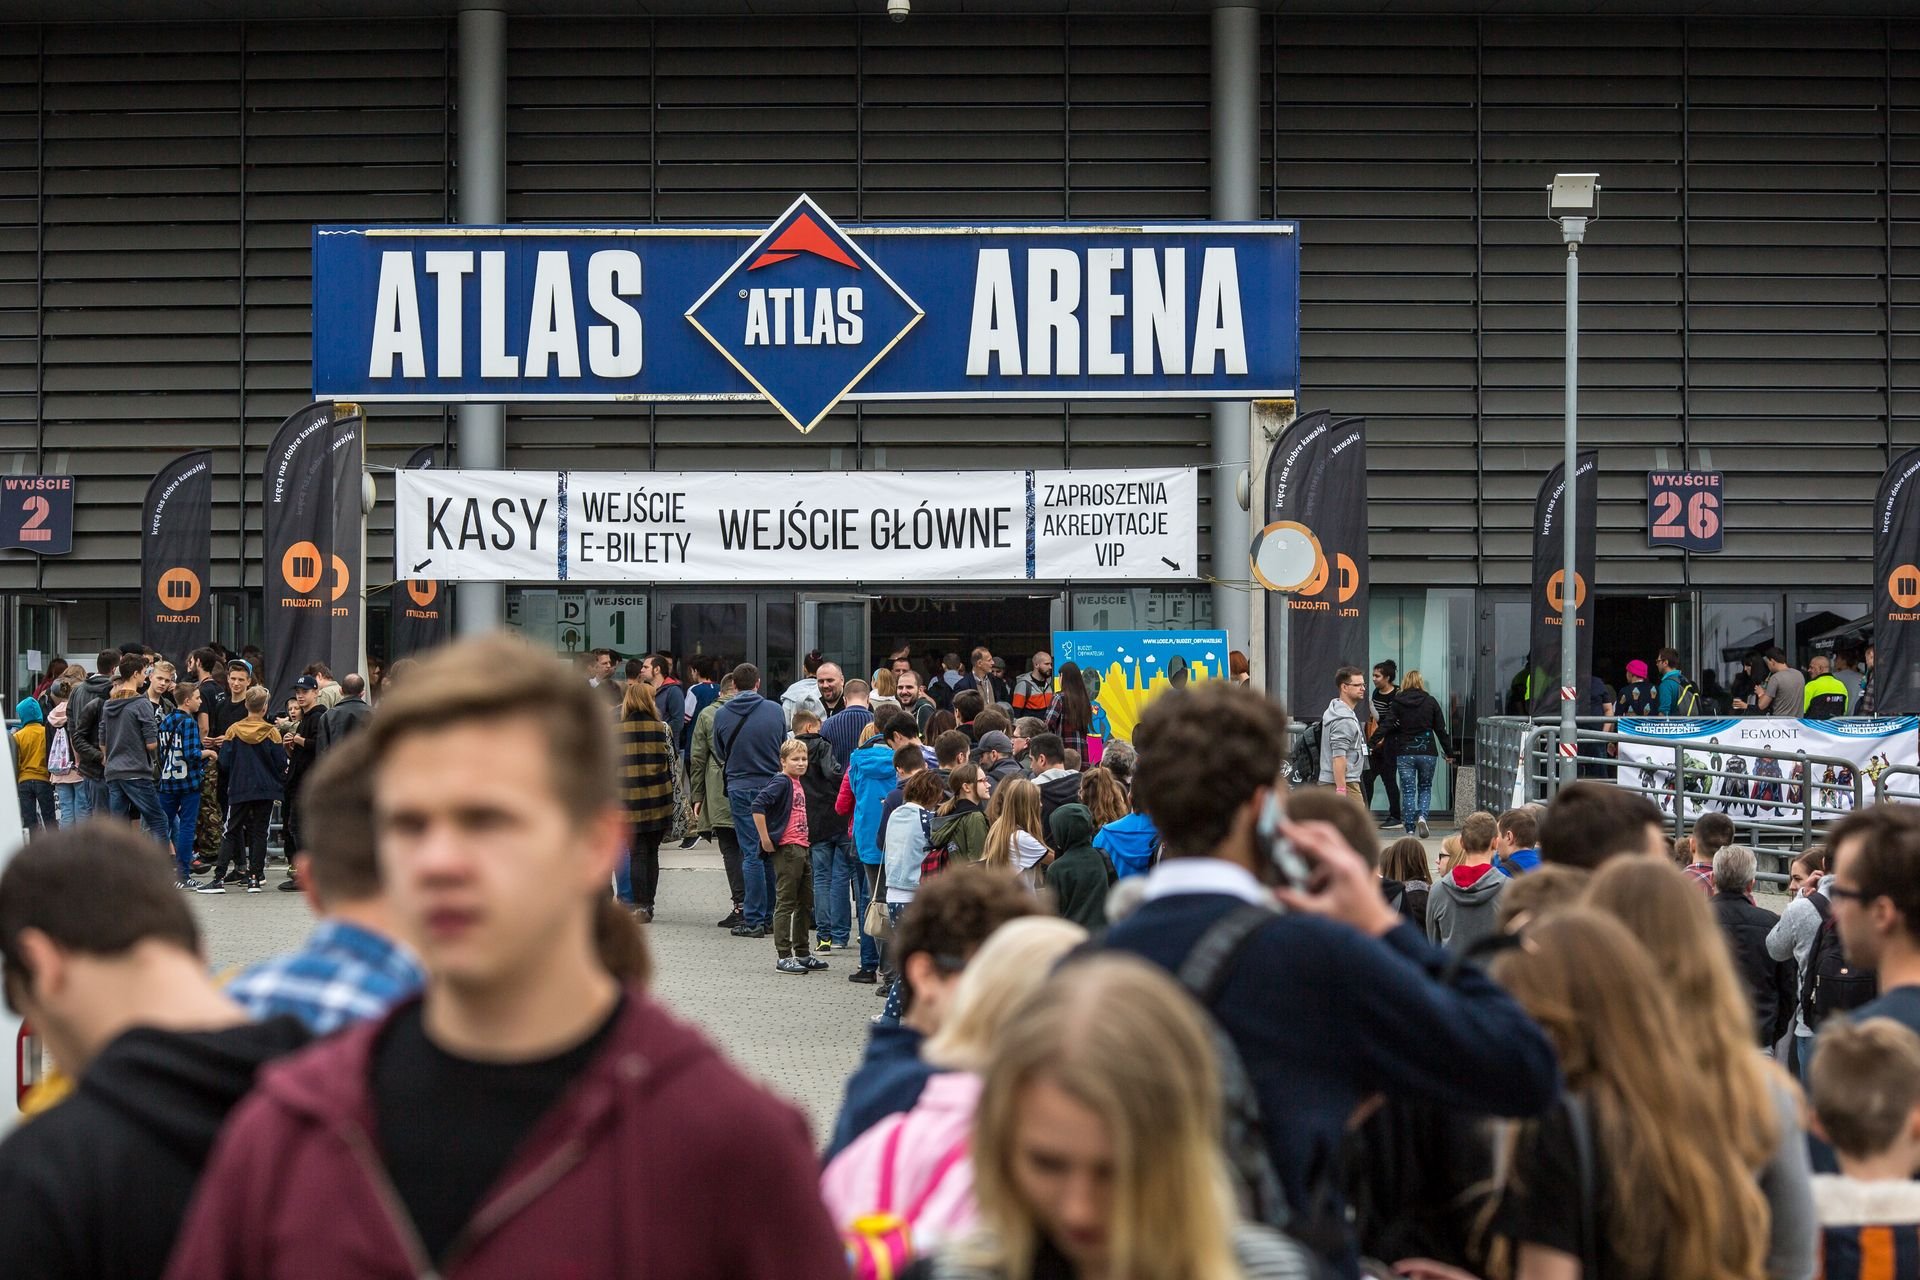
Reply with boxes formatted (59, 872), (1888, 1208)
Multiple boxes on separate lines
(313, 195), (1300, 433)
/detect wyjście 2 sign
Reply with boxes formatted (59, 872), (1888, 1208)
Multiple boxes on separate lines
(313, 195), (1300, 433)
(396, 468), (1196, 584)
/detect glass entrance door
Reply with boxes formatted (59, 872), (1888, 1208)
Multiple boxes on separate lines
(801, 594), (870, 681)
(653, 593), (758, 681)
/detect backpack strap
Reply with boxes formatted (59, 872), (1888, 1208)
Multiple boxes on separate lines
(904, 1134), (971, 1221)
(1175, 903), (1276, 1005)
(1561, 1094), (1602, 1280)
(874, 1118), (908, 1214)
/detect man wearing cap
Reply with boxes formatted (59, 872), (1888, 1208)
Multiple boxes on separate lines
(281, 676), (328, 870)
(975, 730), (1026, 792)
(1616, 659), (1659, 718)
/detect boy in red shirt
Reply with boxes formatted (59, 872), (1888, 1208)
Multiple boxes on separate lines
(755, 740), (827, 975)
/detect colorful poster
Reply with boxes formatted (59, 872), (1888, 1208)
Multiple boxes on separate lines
(1613, 716), (1920, 822)
(1050, 629), (1228, 743)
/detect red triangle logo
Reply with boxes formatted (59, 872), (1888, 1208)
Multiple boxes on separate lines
(748, 213), (859, 271)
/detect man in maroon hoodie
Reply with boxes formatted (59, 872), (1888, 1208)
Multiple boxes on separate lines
(165, 634), (843, 1280)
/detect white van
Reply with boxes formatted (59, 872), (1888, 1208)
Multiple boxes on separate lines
(0, 726), (35, 1135)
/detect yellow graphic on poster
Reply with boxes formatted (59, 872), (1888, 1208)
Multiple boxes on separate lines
(1052, 630), (1228, 743)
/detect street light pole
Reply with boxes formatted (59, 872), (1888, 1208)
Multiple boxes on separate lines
(1550, 173), (1598, 787)
(1560, 217), (1584, 785)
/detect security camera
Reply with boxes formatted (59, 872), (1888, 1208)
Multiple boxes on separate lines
(887, 0), (909, 20)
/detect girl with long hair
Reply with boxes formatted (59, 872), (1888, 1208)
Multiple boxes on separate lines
(981, 778), (1048, 884)
(1377, 835), (1432, 934)
(903, 954), (1323, 1280)
(1044, 662), (1094, 762)
(1581, 858), (1814, 1280)
(1078, 766), (1128, 832)
(616, 678), (675, 922)
(1476, 909), (1770, 1280)
(932, 763), (993, 867)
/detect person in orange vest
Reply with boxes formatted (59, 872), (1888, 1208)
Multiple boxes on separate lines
(1010, 651), (1054, 715)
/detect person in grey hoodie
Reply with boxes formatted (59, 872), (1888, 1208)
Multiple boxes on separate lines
(1426, 810), (1509, 953)
(1318, 666), (1369, 798)
(66, 649), (120, 818)
(101, 661), (169, 847)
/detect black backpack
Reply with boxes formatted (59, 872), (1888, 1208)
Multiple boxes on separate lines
(1287, 720), (1322, 787)
(1802, 892), (1878, 1030)
(1670, 678), (1703, 717)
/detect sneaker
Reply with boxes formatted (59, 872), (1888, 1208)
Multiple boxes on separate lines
(775, 958), (808, 975)
(799, 955), (829, 971)
(278, 877), (301, 892)
(223, 869), (247, 884)
(246, 879), (263, 894)
(678, 836), (700, 849)
(816, 938), (833, 953)
(848, 968), (878, 984)
(734, 924), (768, 939)
(716, 910), (744, 929)
(1417, 818), (1431, 839)
(1379, 815), (1403, 829)
(192, 880), (226, 894)
(632, 907), (654, 924)
(175, 879), (194, 890)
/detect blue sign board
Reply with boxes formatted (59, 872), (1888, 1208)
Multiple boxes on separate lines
(1051, 628), (1230, 742)
(0, 474), (74, 555)
(313, 195), (1300, 432)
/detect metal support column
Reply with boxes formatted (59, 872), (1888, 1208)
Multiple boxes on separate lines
(1210, 2), (1259, 653)
(455, 7), (507, 634)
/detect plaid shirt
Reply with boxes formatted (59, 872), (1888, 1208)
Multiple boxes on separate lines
(155, 709), (204, 796)
(227, 919), (424, 1036)
(1683, 861), (1716, 894)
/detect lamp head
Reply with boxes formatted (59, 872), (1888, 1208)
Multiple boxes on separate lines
(1549, 173), (1600, 216)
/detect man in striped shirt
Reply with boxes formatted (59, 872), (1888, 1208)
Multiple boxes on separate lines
(227, 729), (422, 1035)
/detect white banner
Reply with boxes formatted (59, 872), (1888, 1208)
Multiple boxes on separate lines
(396, 467), (1196, 584)
(1614, 716), (1920, 823)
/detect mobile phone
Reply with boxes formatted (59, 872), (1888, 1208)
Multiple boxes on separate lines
(1254, 790), (1312, 889)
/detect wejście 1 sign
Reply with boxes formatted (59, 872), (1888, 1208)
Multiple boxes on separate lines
(396, 468), (1197, 584)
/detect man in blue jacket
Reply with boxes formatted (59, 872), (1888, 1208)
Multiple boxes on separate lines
(714, 662), (788, 938)
(1100, 682), (1561, 1278)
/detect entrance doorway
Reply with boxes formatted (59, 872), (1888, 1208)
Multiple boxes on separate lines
(1592, 596), (1672, 696)
(869, 595), (1056, 682)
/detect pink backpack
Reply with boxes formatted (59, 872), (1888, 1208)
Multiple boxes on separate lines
(841, 1121), (970, 1280)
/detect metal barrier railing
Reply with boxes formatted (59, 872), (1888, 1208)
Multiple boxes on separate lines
(1875, 765), (1920, 805)
(1477, 714), (1885, 884)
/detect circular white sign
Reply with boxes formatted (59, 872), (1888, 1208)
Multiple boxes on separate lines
(1249, 521), (1324, 593)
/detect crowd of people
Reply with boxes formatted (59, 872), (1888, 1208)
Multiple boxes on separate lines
(6, 632), (1920, 1279)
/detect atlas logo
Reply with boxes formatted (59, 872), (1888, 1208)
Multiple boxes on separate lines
(686, 194), (923, 434)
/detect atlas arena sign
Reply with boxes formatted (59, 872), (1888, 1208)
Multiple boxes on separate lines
(312, 195), (1300, 433)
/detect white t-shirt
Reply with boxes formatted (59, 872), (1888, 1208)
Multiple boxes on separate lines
(1012, 831), (1047, 871)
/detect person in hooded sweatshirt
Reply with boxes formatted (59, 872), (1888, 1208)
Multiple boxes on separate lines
(198, 686), (288, 894)
(100, 654), (169, 847)
(1093, 788), (1162, 880)
(714, 662), (789, 938)
(12, 695), (55, 833)
(1044, 803), (1115, 930)
(1426, 810), (1509, 953)
(0, 824), (310, 1280)
(1026, 732), (1081, 850)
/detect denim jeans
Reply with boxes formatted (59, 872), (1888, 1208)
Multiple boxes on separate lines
(54, 780), (85, 827)
(85, 777), (108, 819)
(1794, 1032), (1816, 1088)
(727, 784), (776, 927)
(108, 776), (170, 846)
(811, 834), (856, 946)
(1395, 754), (1438, 832)
(17, 780), (56, 833)
(854, 861), (881, 971)
(158, 789), (201, 879)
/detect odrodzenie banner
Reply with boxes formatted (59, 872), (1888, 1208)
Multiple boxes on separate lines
(394, 466), (1197, 584)
(1611, 715), (1920, 822)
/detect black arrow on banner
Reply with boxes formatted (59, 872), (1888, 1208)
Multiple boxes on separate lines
(412, 558), (433, 574)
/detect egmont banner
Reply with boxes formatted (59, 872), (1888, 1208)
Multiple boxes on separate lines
(313, 196), (1300, 433)
(1612, 716), (1920, 822)
(395, 467), (1196, 584)
(141, 450), (213, 664)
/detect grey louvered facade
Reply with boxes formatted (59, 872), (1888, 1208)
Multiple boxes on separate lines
(0, 5), (1909, 717)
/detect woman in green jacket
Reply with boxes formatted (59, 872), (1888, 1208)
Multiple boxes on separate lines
(929, 763), (992, 869)
(618, 679), (676, 922)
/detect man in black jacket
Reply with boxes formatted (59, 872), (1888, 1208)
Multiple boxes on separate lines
(1710, 842), (1797, 1048)
(280, 676), (329, 876)
(319, 671), (373, 752)
(65, 648), (119, 819)
(0, 823), (310, 1280)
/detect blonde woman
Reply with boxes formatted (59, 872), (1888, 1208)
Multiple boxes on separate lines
(1467, 909), (1771, 1280)
(873, 668), (903, 714)
(981, 778), (1049, 885)
(821, 918), (1088, 1264)
(1582, 858), (1816, 1280)
(903, 954), (1324, 1280)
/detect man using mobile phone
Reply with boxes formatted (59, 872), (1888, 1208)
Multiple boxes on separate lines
(1099, 681), (1560, 1278)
